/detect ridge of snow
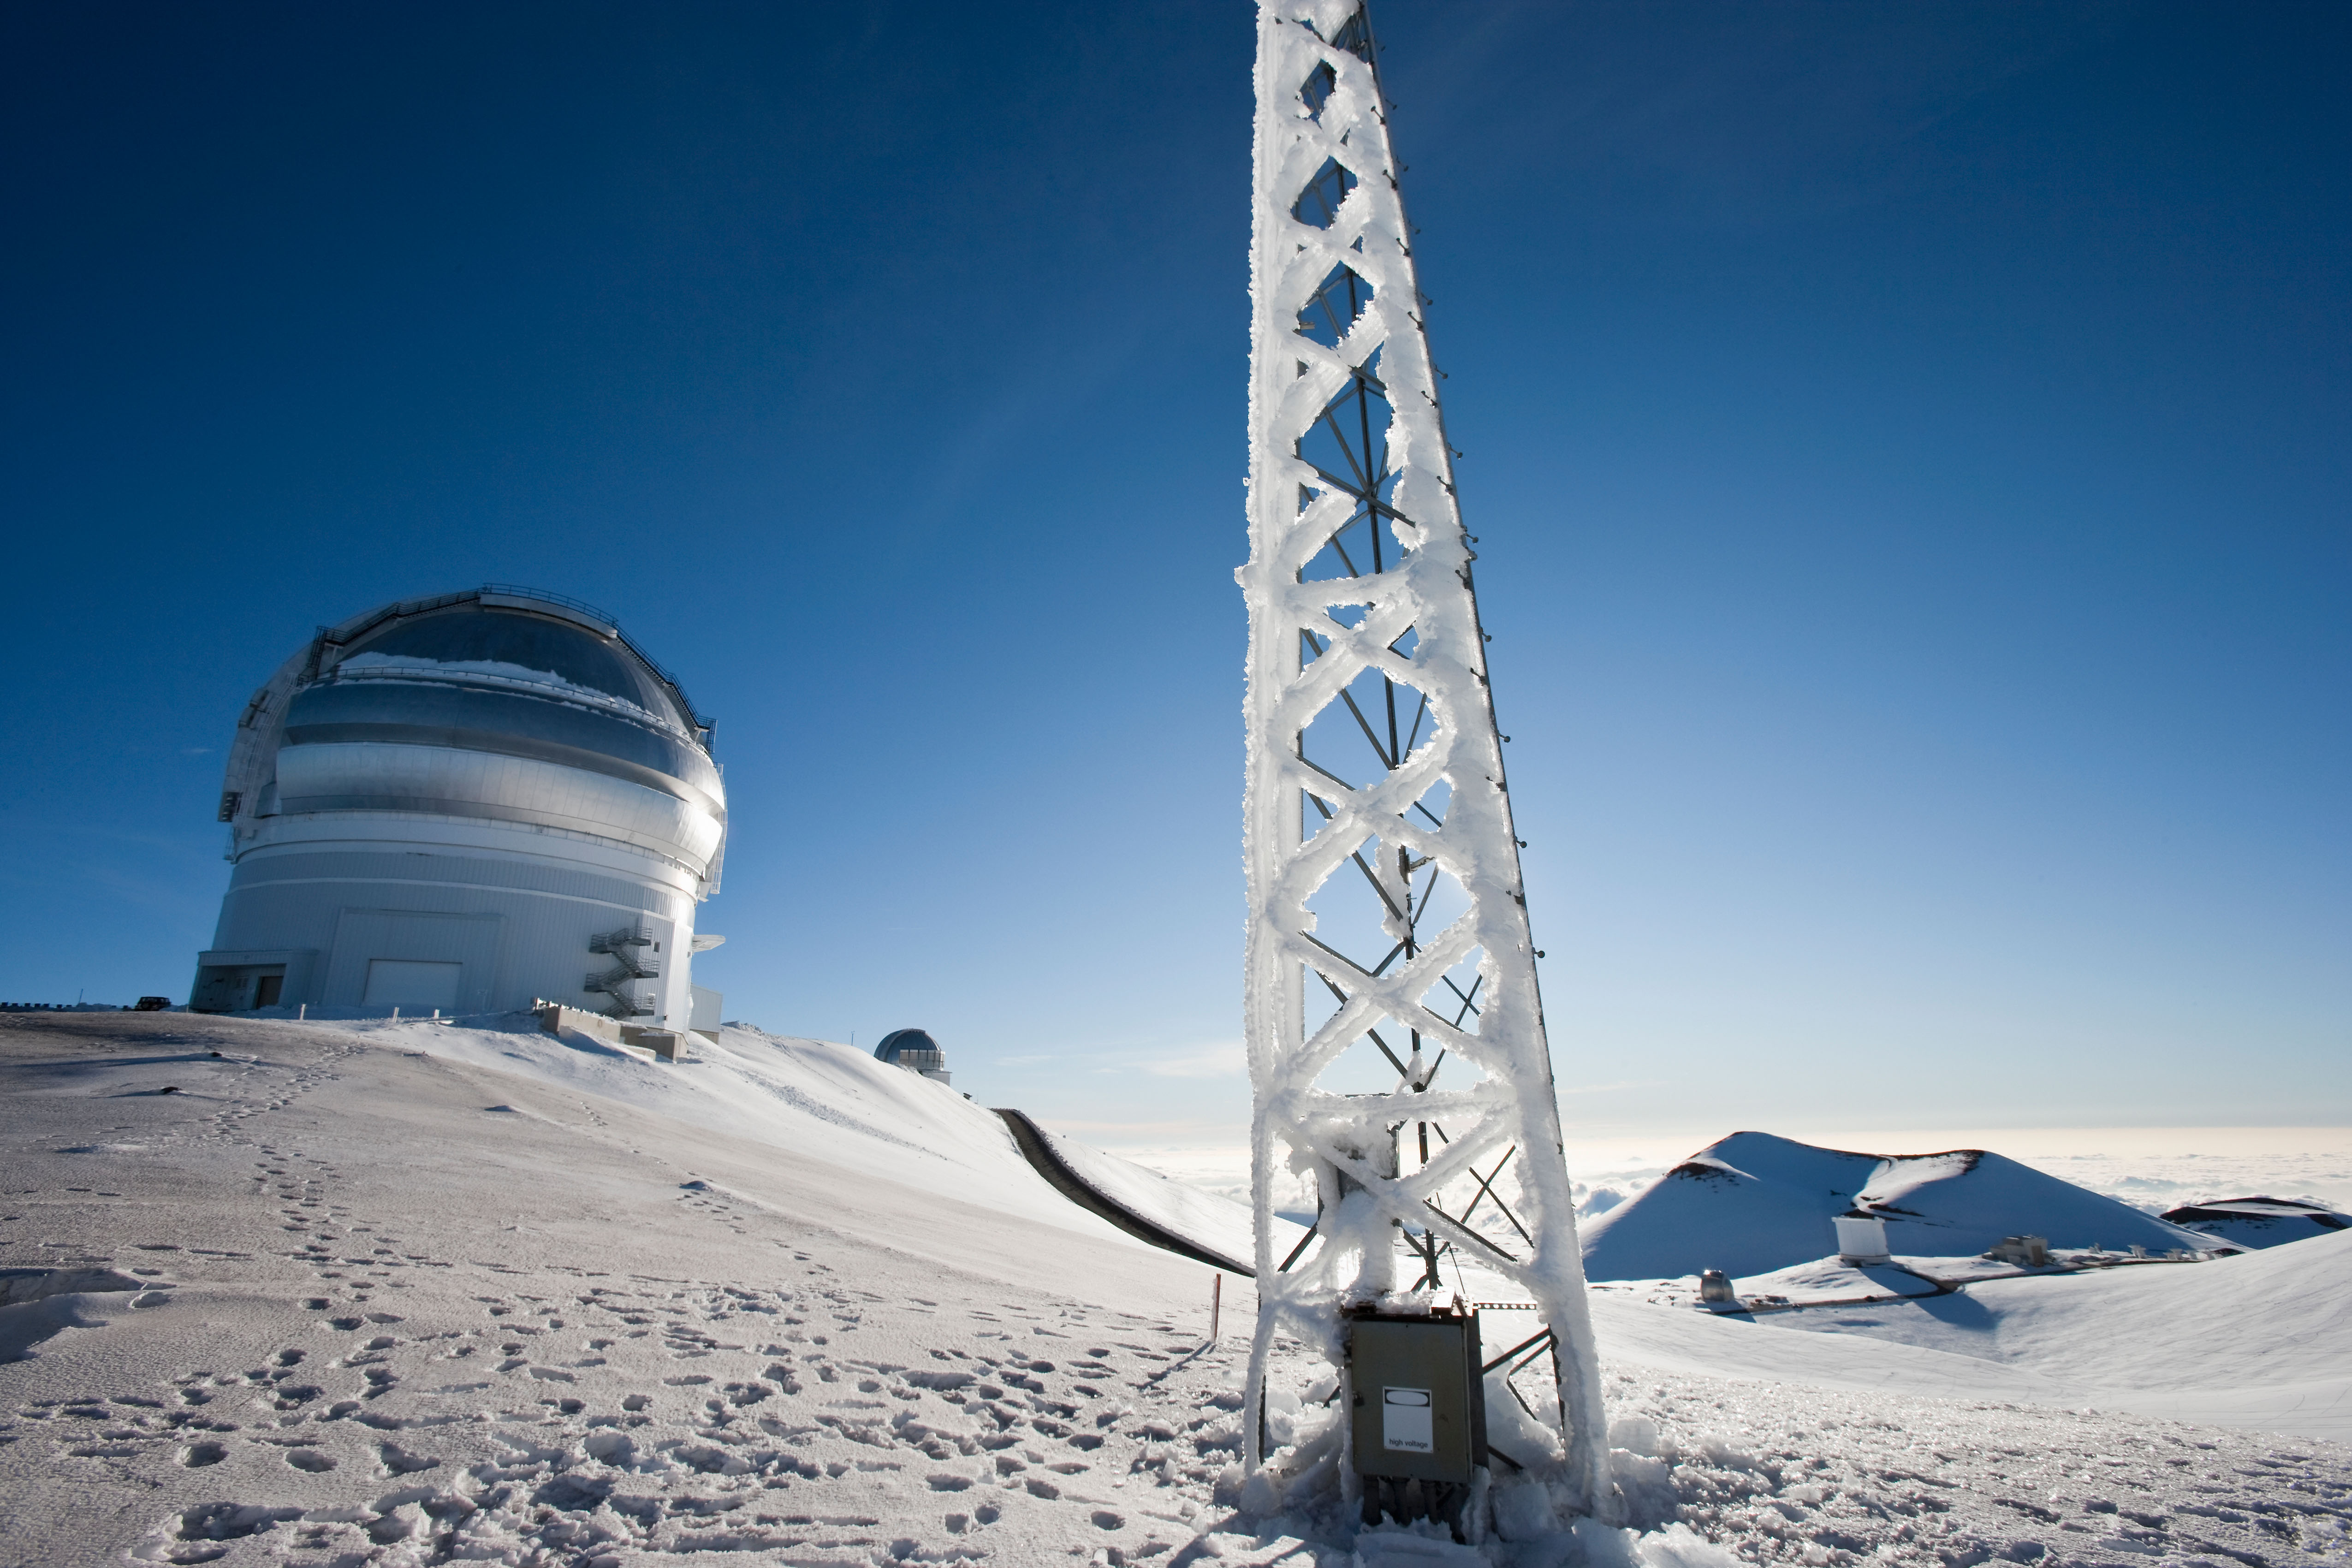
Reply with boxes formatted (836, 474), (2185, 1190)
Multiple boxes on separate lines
(1765, 1228), (2352, 1416)
(324, 1013), (1143, 1246)
(323, 1013), (1286, 1273)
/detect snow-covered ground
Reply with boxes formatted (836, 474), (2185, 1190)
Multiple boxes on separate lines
(309, 1014), (1167, 1246)
(1585, 1233), (2352, 1440)
(3, 1011), (2347, 1568)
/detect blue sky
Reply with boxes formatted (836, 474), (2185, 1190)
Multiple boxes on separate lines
(4, 2), (2344, 1146)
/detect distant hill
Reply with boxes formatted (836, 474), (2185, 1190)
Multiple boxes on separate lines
(2161, 1196), (2352, 1251)
(1579, 1130), (2207, 1282)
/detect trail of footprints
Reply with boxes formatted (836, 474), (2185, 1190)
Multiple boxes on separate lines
(8, 1033), (1282, 1564)
(18, 1253), (1259, 1564)
(196, 1038), (367, 1144)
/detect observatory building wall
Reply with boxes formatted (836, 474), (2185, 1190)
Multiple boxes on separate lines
(193, 588), (725, 1028)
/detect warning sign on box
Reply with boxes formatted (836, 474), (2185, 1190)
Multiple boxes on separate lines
(1382, 1386), (1433, 1452)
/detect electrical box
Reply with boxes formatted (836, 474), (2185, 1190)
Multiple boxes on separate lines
(1345, 1307), (1486, 1485)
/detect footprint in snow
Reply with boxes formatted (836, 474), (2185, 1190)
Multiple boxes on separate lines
(377, 1442), (439, 1475)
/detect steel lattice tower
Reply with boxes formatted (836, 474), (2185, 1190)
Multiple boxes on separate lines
(1238, 0), (1610, 1519)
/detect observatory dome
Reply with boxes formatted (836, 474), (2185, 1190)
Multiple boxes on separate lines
(192, 587), (727, 1029)
(874, 1028), (950, 1086)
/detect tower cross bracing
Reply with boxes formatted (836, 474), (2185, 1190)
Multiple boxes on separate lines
(1238, 0), (1609, 1516)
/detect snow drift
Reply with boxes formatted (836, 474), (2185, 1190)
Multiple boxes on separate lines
(333, 1011), (1268, 1272)
(1741, 1226), (2352, 1438)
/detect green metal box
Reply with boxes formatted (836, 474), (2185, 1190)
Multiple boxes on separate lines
(1345, 1309), (1486, 1484)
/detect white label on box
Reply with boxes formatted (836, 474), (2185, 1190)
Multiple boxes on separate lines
(1382, 1387), (1433, 1452)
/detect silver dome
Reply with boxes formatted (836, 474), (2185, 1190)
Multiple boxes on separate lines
(199, 587), (729, 1024)
(222, 587), (725, 881)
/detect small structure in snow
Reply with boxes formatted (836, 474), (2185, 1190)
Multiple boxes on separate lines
(874, 1028), (950, 1086)
(621, 1025), (681, 1063)
(1985, 1235), (2050, 1267)
(1698, 1269), (1735, 1304)
(1834, 1212), (1892, 1265)
(1343, 1304), (1485, 1538)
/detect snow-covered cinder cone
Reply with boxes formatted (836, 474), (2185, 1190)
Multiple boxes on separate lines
(1238, 0), (1611, 1527)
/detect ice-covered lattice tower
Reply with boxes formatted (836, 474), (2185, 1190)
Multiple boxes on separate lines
(1238, 0), (1610, 1518)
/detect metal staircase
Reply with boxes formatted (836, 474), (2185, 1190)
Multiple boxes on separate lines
(584, 925), (659, 1018)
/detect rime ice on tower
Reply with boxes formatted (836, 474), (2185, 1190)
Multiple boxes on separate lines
(1238, 0), (1610, 1521)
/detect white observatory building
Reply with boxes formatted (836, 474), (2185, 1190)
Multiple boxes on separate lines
(873, 1028), (950, 1086)
(192, 586), (726, 1029)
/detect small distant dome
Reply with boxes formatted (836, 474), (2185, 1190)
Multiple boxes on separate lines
(874, 1028), (949, 1085)
(874, 1028), (939, 1065)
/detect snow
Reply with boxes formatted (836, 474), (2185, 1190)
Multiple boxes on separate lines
(2164, 1197), (2352, 1252)
(346, 1014), (1165, 1247)
(333, 652), (676, 731)
(1581, 1134), (2208, 1283)
(1551, 1131), (2352, 1236)
(1748, 1233), (2352, 1439)
(1577, 1231), (2352, 1442)
(0, 1010), (1253, 1566)
(392, 1014), (1281, 1274)
(1026, 1119), (1308, 1275)
(5, 1009), (2349, 1567)
(1589, 1363), (2350, 1568)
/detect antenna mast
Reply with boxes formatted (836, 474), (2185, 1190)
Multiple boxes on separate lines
(1239, 0), (1610, 1521)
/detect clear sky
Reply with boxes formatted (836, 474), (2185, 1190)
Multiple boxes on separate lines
(5, 2), (2344, 1148)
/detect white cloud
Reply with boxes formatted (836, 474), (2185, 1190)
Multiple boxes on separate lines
(1140, 1043), (1246, 1080)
